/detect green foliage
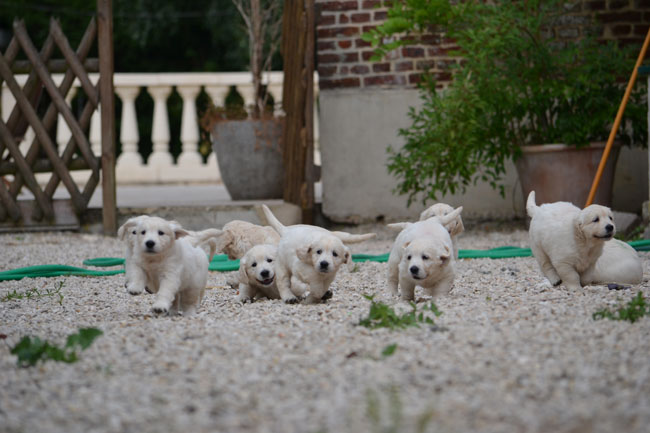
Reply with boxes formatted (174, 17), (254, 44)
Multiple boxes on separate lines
(381, 343), (398, 357)
(10, 328), (103, 367)
(364, 0), (647, 205)
(1, 281), (64, 305)
(365, 388), (434, 433)
(358, 294), (442, 330)
(593, 292), (650, 323)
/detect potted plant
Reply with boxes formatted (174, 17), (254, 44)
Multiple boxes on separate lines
(207, 0), (284, 200)
(363, 0), (647, 207)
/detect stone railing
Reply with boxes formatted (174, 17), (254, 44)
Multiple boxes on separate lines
(1, 71), (319, 185)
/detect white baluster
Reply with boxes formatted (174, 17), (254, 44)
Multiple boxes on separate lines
(176, 85), (202, 166)
(56, 88), (76, 155)
(89, 103), (102, 158)
(115, 86), (142, 166)
(147, 85), (173, 167)
(204, 84), (230, 109)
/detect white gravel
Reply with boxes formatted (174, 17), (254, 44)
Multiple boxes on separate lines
(1, 225), (649, 433)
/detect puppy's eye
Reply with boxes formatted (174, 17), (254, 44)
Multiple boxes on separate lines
(158, 230), (164, 236)
(333, 251), (338, 257)
(407, 255), (412, 260)
(132, 230), (136, 235)
(593, 217), (599, 223)
(266, 258), (273, 263)
(141, 230), (145, 235)
(316, 249), (323, 255)
(422, 255), (429, 260)
(252, 262), (257, 267)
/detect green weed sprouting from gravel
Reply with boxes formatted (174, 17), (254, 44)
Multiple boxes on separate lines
(1, 281), (64, 305)
(593, 292), (650, 323)
(381, 343), (398, 357)
(358, 295), (442, 330)
(10, 328), (103, 367)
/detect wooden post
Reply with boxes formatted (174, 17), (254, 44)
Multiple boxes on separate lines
(282, 0), (315, 223)
(97, 0), (117, 235)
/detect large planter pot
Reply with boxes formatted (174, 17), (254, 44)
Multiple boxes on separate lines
(515, 142), (620, 207)
(211, 118), (284, 200)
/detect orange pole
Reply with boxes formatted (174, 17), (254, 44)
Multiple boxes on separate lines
(585, 26), (650, 207)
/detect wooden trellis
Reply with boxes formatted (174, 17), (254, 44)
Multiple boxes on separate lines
(0, 0), (115, 234)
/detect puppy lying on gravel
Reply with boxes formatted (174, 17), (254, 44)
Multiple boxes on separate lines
(212, 220), (281, 260)
(527, 191), (616, 290)
(262, 204), (364, 304)
(581, 238), (643, 285)
(236, 244), (281, 302)
(387, 207), (462, 301)
(389, 203), (464, 258)
(125, 216), (217, 314)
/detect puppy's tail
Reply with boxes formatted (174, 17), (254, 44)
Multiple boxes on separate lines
(331, 231), (377, 244)
(526, 191), (538, 218)
(434, 206), (463, 227)
(189, 228), (223, 262)
(386, 222), (412, 232)
(261, 204), (286, 236)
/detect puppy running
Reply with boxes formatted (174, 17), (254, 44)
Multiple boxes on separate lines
(387, 207), (462, 301)
(389, 203), (464, 258)
(212, 220), (281, 260)
(125, 216), (215, 314)
(236, 244), (281, 302)
(262, 205), (359, 304)
(581, 238), (643, 285)
(527, 191), (616, 290)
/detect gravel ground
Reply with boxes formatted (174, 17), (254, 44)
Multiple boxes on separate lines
(1, 223), (650, 433)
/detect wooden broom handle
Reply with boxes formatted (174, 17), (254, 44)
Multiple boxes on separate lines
(585, 26), (650, 207)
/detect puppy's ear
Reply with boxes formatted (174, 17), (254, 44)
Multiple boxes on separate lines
(573, 215), (586, 241)
(174, 227), (190, 239)
(238, 256), (248, 283)
(402, 241), (411, 250)
(117, 218), (139, 241)
(440, 245), (451, 264)
(297, 244), (313, 263)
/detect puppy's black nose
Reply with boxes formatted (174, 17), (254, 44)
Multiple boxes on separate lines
(410, 265), (419, 274)
(260, 269), (270, 278)
(145, 240), (155, 249)
(320, 261), (329, 270)
(605, 224), (613, 232)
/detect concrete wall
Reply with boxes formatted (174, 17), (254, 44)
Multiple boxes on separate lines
(319, 88), (647, 223)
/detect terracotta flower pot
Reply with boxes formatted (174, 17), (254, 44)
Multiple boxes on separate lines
(211, 118), (284, 200)
(515, 142), (620, 207)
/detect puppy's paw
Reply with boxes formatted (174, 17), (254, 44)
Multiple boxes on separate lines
(236, 295), (254, 304)
(144, 286), (153, 294)
(321, 290), (333, 301)
(283, 296), (299, 304)
(152, 301), (170, 314)
(552, 279), (562, 287)
(127, 284), (145, 296)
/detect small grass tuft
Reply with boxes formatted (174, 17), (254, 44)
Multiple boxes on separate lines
(358, 295), (442, 330)
(10, 327), (103, 367)
(593, 292), (650, 323)
(381, 343), (398, 357)
(1, 281), (64, 305)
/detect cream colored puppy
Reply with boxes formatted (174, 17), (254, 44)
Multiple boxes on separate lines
(119, 217), (220, 296)
(389, 203), (464, 258)
(129, 216), (210, 315)
(213, 220), (281, 260)
(262, 205), (352, 304)
(581, 239), (643, 285)
(387, 207), (462, 301)
(236, 244), (281, 302)
(527, 191), (615, 290)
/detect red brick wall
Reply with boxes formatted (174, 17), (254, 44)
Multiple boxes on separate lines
(315, 0), (650, 90)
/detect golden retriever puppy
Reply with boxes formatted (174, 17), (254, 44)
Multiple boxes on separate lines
(129, 216), (211, 315)
(213, 220), (280, 260)
(387, 207), (462, 302)
(581, 239), (643, 285)
(388, 203), (464, 258)
(527, 191), (615, 290)
(236, 244), (281, 302)
(262, 204), (352, 304)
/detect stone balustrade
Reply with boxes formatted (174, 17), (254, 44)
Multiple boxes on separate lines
(1, 71), (319, 186)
